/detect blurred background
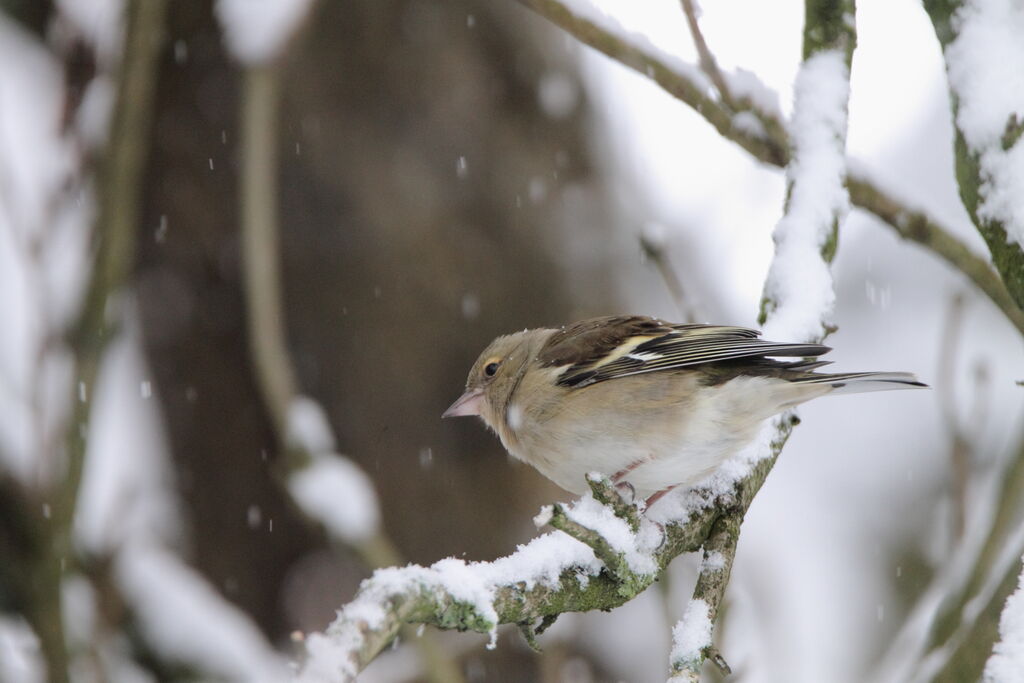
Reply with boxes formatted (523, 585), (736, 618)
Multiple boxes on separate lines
(1, 1), (1022, 682)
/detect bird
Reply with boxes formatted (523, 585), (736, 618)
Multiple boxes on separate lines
(443, 315), (925, 506)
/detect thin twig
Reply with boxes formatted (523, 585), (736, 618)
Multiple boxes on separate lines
(40, 2), (167, 681)
(639, 231), (698, 323)
(679, 0), (735, 111)
(937, 292), (970, 541)
(669, 511), (739, 679)
(846, 177), (1024, 338)
(240, 63), (297, 438)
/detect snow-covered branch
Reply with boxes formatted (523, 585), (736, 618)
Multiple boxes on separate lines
(296, 410), (805, 681)
(986, 557), (1024, 682)
(925, 0), (1024, 312)
(515, 0), (1024, 339)
(296, 477), (711, 680)
(668, 512), (738, 681)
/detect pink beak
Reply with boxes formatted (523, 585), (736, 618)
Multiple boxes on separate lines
(442, 388), (484, 418)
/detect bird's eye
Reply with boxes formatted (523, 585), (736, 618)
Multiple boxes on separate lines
(484, 361), (500, 377)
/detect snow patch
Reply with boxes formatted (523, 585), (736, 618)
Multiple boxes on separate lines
(671, 598), (713, 667)
(288, 454), (380, 544)
(287, 395), (337, 453)
(117, 544), (287, 681)
(984, 557), (1024, 682)
(727, 67), (783, 120)
(762, 50), (850, 343)
(564, 493), (659, 576)
(216, 0), (316, 64)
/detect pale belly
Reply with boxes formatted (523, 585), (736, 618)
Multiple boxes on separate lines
(499, 375), (788, 498)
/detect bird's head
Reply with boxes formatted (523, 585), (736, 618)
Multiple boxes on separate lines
(442, 330), (541, 432)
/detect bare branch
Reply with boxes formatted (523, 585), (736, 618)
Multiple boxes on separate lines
(679, 0), (735, 111)
(640, 230), (699, 323)
(846, 177), (1024, 338)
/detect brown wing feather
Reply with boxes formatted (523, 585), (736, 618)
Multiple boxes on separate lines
(538, 315), (831, 388)
(536, 315), (674, 368)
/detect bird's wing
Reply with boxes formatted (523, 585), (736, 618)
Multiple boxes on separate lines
(537, 315), (830, 388)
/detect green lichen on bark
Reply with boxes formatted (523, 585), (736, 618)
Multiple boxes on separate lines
(951, 127), (1024, 311)
(923, 0), (960, 45)
(803, 0), (857, 61)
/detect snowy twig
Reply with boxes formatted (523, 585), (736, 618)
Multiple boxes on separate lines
(924, 0), (1024, 313)
(514, 0), (1024, 339)
(235, 8), (395, 558)
(585, 474), (642, 532)
(61, 0), (166, 541)
(679, 0), (735, 112)
(514, 0), (785, 162)
(639, 229), (699, 323)
(669, 511), (738, 680)
(240, 62), (298, 439)
(546, 477), (653, 593)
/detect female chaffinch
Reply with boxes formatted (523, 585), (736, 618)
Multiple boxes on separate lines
(444, 315), (924, 505)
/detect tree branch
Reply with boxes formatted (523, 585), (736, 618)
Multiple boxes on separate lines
(296, 410), (803, 681)
(669, 511), (739, 680)
(846, 177), (1024, 337)
(37, 1), (167, 680)
(923, 0), (1024, 313)
(679, 0), (735, 112)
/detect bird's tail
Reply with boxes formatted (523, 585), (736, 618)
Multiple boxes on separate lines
(791, 371), (927, 395)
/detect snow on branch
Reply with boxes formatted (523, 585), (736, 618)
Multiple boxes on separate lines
(216, 0), (317, 65)
(986, 557), (1024, 682)
(759, 48), (850, 342)
(669, 599), (713, 682)
(296, 476), (728, 681)
(296, 413), (805, 681)
(516, 0), (1024, 339)
(944, 1), (1024, 248)
(926, 0), (1024, 311)
(117, 544), (289, 680)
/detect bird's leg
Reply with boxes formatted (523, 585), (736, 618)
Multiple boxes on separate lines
(610, 462), (643, 504)
(644, 485), (677, 508)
